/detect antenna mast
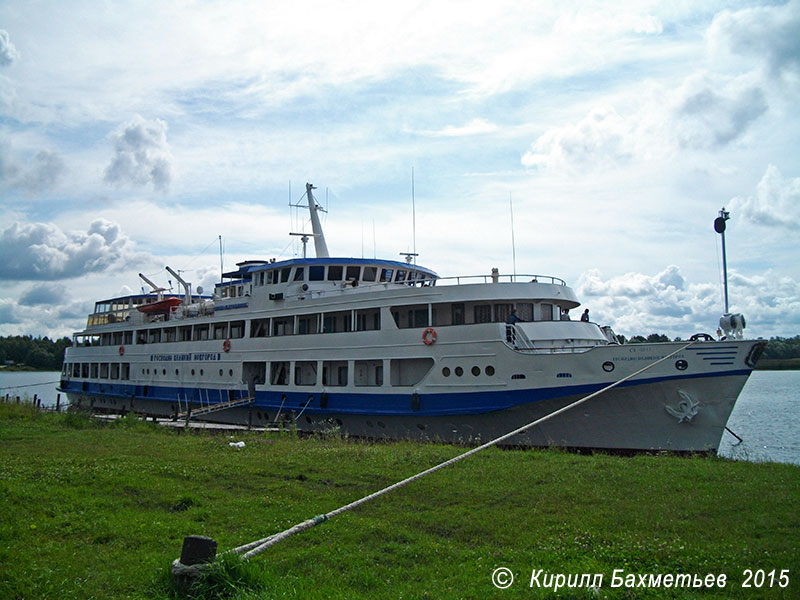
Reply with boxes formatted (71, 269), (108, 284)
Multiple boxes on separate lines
(412, 167), (417, 266)
(509, 193), (517, 282)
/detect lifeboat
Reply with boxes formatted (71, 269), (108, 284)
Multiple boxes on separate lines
(136, 297), (182, 314)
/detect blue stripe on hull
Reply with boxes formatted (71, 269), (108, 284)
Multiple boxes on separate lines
(59, 368), (750, 417)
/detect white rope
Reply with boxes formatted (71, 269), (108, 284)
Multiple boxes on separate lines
(234, 341), (695, 559)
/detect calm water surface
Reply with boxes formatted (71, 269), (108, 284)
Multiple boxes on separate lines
(1, 370), (798, 464)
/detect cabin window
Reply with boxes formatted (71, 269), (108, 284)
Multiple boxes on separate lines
(100, 363), (109, 379)
(193, 325), (209, 341)
(327, 265), (343, 281)
(354, 360), (383, 387)
(91, 364), (99, 378)
(380, 268), (394, 282)
(395, 270), (407, 282)
(136, 330), (148, 344)
(111, 364), (120, 380)
(323, 311), (351, 333)
(251, 319), (269, 337)
(149, 329), (161, 344)
(474, 304), (492, 324)
(121, 363), (130, 380)
(270, 361), (289, 385)
(517, 303), (533, 322)
(322, 361), (348, 386)
(356, 308), (380, 331)
(451, 303), (465, 325)
(294, 361), (317, 386)
(363, 266), (378, 282)
(346, 266), (360, 281)
(280, 268), (291, 283)
(293, 267), (305, 281)
(179, 326), (192, 342)
(230, 321), (245, 339)
(81, 364), (89, 378)
(309, 266), (325, 281)
(494, 304), (513, 323)
(272, 317), (293, 336)
(163, 327), (176, 342)
(540, 303), (554, 321)
(265, 270), (275, 285)
(297, 315), (318, 335)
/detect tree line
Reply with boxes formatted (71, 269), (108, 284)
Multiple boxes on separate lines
(1, 333), (798, 371)
(0, 335), (72, 371)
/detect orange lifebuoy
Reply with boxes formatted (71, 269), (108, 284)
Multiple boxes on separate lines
(118, 345), (125, 356)
(222, 339), (231, 352)
(422, 327), (437, 345)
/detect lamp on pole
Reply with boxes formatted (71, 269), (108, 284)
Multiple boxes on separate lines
(714, 207), (731, 314)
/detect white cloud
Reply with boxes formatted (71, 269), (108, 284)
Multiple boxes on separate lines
(730, 164), (800, 231)
(18, 282), (68, 306)
(103, 115), (172, 192)
(707, 0), (800, 82)
(0, 219), (142, 280)
(0, 29), (19, 66)
(0, 142), (66, 193)
(576, 265), (800, 339)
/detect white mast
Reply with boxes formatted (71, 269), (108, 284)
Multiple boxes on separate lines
(306, 183), (330, 258)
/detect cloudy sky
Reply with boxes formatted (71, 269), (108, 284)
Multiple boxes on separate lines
(1, 0), (798, 341)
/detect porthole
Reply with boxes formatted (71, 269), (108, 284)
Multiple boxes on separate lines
(200, 369), (204, 376)
(175, 369), (179, 376)
(455, 366), (464, 377)
(191, 369), (195, 376)
(162, 369), (166, 375)
(229, 369), (233, 377)
(471, 366), (481, 376)
(675, 359), (688, 371)
(602, 361), (615, 372)
(486, 365), (495, 376)
(219, 369), (223, 376)
(442, 367), (451, 377)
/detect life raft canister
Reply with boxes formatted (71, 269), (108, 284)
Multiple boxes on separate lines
(422, 327), (437, 345)
(222, 339), (231, 352)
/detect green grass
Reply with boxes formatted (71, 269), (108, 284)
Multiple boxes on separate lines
(1, 403), (798, 599)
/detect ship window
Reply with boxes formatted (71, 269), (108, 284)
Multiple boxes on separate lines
(363, 266), (378, 282)
(193, 325), (209, 341)
(309, 266), (325, 281)
(494, 304), (513, 323)
(163, 327), (176, 342)
(251, 318), (269, 337)
(327, 265), (343, 281)
(474, 305), (492, 324)
(81, 364), (89, 378)
(355, 308), (380, 331)
(121, 363), (130, 380)
(346, 266), (360, 281)
(354, 360), (383, 386)
(265, 270), (275, 285)
(295, 361), (317, 386)
(517, 303), (533, 322)
(540, 303), (554, 321)
(136, 329), (148, 344)
(179, 326), (192, 342)
(486, 365), (495, 376)
(472, 366), (481, 376)
(395, 270), (407, 282)
(380, 268), (394, 282)
(111, 364), (120, 380)
(322, 361), (348, 386)
(442, 367), (451, 377)
(280, 268), (291, 283)
(272, 317), (293, 336)
(451, 303), (465, 325)
(297, 315), (318, 335)
(230, 321), (245, 339)
(149, 329), (161, 344)
(91, 364), (99, 378)
(100, 363), (109, 379)
(454, 366), (463, 377)
(293, 267), (305, 281)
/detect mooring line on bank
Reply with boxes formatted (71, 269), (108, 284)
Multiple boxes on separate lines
(0, 380), (61, 391)
(227, 341), (696, 560)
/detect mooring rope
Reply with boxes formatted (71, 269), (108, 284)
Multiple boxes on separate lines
(0, 380), (61, 391)
(231, 341), (695, 559)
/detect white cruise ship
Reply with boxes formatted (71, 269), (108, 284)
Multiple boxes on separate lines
(59, 184), (765, 451)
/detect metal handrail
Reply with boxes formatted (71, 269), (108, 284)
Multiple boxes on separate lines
(436, 274), (567, 286)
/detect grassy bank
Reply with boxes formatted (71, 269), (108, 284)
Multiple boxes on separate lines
(1, 404), (798, 599)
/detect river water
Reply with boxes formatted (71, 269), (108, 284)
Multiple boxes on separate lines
(1, 370), (798, 465)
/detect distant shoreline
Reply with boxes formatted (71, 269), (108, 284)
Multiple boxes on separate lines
(754, 358), (800, 370)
